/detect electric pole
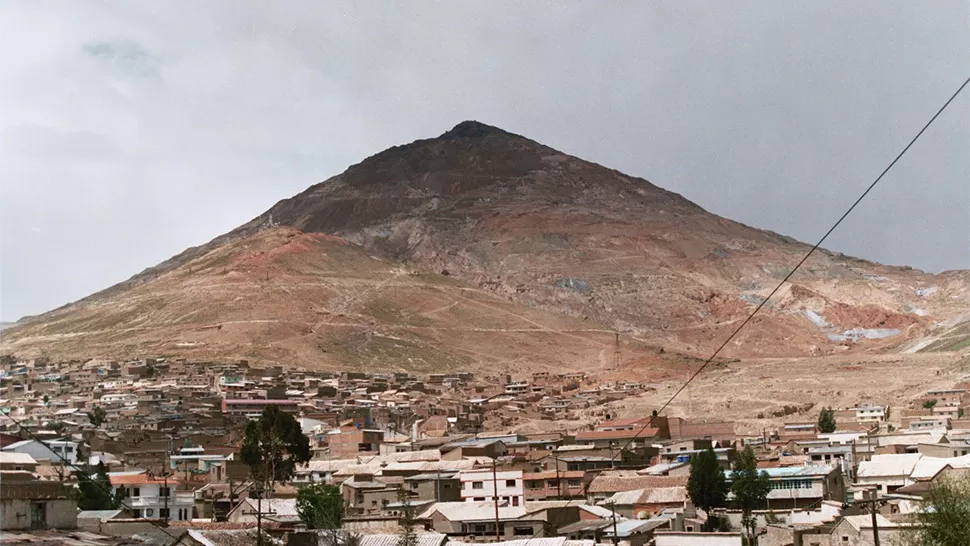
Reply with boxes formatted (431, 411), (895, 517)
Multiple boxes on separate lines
(492, 460), (501, 541)
(608, 501), (619, 545)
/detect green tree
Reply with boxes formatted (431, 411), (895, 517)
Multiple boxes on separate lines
(87, 405), (108, 427)
(76, 462), (126, 510)
(43, 394), (50, 406)
(239, 406), (311, 494)
(730, 447), (771, 544)
(397, 486), (418, 546)
(901, 473), (970, 545)
(922, 399), (938, 410)
(296, 483), (344, 530)
(817, 407), (836, 433)
(687, 447), (728, 531)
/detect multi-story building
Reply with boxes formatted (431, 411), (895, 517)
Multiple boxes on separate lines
(458, 469), (525, 507)
(328, 426), (383, 459)
(3, 439), (80, 466)
(851, 404), (887, 423)
(725, 464), (844, 509)
(108, 473), (194, 521)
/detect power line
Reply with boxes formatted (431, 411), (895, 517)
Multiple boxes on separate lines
(617, 71), (970, 458)
(517, 72), (970, 538)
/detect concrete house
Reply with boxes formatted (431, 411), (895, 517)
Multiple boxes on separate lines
(108, 472), (194, 521)
(725, 464), (844, 509)
(1, 478), (77, 530)
(459, 469), (525, 506)
(2, 438), (80, 466)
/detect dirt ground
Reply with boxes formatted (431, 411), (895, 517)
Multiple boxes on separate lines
(606, 352), (970, 436)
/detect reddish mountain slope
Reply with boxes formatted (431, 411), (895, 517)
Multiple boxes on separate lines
(3, 121), (968, 368)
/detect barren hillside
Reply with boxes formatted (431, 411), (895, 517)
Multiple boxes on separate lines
(3, 121), (968, 369)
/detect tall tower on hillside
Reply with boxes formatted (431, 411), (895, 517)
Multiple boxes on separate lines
(613, 332), (621, 370)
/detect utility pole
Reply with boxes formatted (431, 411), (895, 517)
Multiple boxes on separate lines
(248, 483), (276, 546)
(854, 496), (882, 546)
(554, 453), (562, 499)
(870, 502), (880, 546)
(492, 460), (501, 542)
(608, 501), (619, 545)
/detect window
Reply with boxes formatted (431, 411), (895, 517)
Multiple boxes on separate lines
(473, 497), (486, 501)
(568, 479), (582, 487)
(160, 487), (171, 497)
(472, 481), (484, 489)
(443, 483), (452, 489)
(512, 496), (520, 506)
(506, 479), (517, 487)
(146, 508), (154, 517)
(159, 508), (169, 519)
(513, 527), (532, 536)
(411, 481), (419, 489)
(129, 487), (140, 497)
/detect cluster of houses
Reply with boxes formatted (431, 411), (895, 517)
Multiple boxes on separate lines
(1, 356), (969, 546)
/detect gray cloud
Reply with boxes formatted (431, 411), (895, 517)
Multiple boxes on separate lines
(1, 1), (968, 322)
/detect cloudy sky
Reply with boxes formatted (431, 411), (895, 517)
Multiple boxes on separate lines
(1, 2), (968, 322)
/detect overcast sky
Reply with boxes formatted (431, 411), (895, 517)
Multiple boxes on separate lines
(1, 2), (968, 322)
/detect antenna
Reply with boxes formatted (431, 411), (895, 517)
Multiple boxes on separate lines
(612, 332), (621, 370)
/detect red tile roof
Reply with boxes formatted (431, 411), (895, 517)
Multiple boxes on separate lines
(109, 474), (180, 486)
(588, 474), (687, 493)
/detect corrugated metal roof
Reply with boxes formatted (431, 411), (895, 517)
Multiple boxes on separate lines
(77, 509), (124, 521)
(0, 452), (37, 465)
(910, 454), (970, 480)
(359, 533), (447, 546)
(857, 454), (921, 478)
(419, 501), (527, 522)
(599, 489), (646, 506)
(730, 464), (836, 479)
(557, 520), (613, 534)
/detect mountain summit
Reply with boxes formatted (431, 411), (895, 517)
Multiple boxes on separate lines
(3, 123), (968, 370)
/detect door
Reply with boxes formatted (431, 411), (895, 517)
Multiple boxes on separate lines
(30, 502), (46, 529)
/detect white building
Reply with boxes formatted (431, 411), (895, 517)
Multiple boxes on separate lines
(851, 405), (886, 423)
(2, 439), (80, 465)
(856, 453), (921, 494)
(458, 469), (524, 507)
(108, 472), (193, 521)
(100, 392), (137, 406)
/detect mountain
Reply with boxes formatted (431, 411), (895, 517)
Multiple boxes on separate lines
(3, 121), (969, 370)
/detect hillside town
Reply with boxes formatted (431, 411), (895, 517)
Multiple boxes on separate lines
(3, 356), (970, 546)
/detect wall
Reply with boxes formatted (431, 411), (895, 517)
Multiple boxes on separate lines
(1, 498), (77, 530)
(654, 532), (741, 546)
(459, 470), (524, 505)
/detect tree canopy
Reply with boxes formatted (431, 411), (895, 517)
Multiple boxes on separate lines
(687, 446), (728, 530)
(904, 473), (970, 545)
(86, 405), (107, 427)
(76, 462), (125, 510)
(730, 447), (771, 543)
(296, 483), (344, 530)
(239, 406), (311, 493)
(817, 407), (836, 433)
(397, 486), (418, 546)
